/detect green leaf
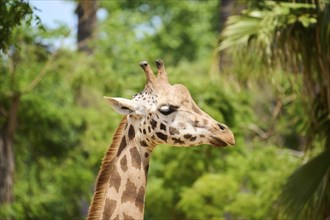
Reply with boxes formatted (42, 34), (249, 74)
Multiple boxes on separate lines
(280, 150), (330, 218)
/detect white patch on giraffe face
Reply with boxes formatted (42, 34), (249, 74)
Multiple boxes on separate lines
(105, 92), (156, 116)
(132, 91), (157, 116)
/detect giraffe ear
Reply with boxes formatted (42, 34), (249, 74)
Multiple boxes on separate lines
(104, 97), (137, 115)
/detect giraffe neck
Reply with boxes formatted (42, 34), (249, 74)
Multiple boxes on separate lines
(88, 116), (154, 220)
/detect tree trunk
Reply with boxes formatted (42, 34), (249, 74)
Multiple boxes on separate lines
(0, 95), (20, 204)
(218, 0), (235, 71)
(218, 0), (244, 71)
(76, 0), (98, 54)
(219, 0), (235, 32)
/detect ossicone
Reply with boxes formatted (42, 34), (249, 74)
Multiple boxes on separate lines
(139, 59), (169, 85)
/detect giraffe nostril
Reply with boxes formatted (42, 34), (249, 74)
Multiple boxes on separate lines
(218, 123), (227, 131)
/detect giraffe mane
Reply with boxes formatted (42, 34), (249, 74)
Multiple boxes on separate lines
(87, 116), (128, 220)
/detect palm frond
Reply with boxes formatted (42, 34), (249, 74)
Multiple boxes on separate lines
(218, 1), (330, 218)
(219, 15), (263, 51)
(279, 150), (330, 218)
(219, 1), (317, 53)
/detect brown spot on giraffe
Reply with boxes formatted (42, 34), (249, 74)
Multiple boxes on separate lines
(190, 136), (197, 141)
(130, 147), (142, 170)
(184, 134), (192, 139)
(192, 103), (202, 114)
(128, 125), (135, 140)
(135, 186), (145, 212)
(150, 119), (157, 129)
(156, 132), (168, 142)
(102, 199), (116, 220)
(193, 120), (199, 127)
(117, 137), (126, 156)
(108, 167), (121, 192)
(120, 155), (128, 172)
(121, 179), (137, 204)
(123, 214), (134, 220)
(203, 118), (209, 125)
(140, 140), (148, 147)
(169, 127), (180, 135)
(172, 137), (185, 145)
(160, 123), (166, 131)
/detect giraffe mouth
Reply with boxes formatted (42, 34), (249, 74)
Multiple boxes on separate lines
(209, 136), (232, 147)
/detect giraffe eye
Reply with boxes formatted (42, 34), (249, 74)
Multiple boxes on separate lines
(159, 105), (178, 115)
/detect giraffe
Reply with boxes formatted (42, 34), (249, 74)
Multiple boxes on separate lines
(87, 59), (235, 220)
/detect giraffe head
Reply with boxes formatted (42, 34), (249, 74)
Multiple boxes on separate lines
(105, 59), (235, 148)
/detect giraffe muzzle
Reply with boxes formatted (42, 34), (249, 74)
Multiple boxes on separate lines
(209, 124), (235, 147)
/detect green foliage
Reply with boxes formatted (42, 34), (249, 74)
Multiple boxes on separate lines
(0, 0), (42, 52)
(222, 146), (298, 219)
(220, 1), (318, 52)
(0, 0), (319, 219)
(219, 0), (330, 218)
(179, 174), (239, 220)
(97, 0), (219, 66)
(149, 143), (299, 220)
(178, 147), (298, 219)
(1, 24), (93, 219)
(11, 155), (92, 220)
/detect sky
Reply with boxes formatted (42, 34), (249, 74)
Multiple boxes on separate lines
(30, 0), (76, 29)
(29, 0), (77, 48)
(29, 1), (108, 49)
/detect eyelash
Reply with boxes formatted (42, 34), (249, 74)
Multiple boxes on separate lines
(158, 105), (178, 115)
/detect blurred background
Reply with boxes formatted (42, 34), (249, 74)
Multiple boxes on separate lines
(0, 0), (329, 219)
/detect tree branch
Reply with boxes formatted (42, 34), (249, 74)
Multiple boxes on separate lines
(22, 48), (60, 95)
